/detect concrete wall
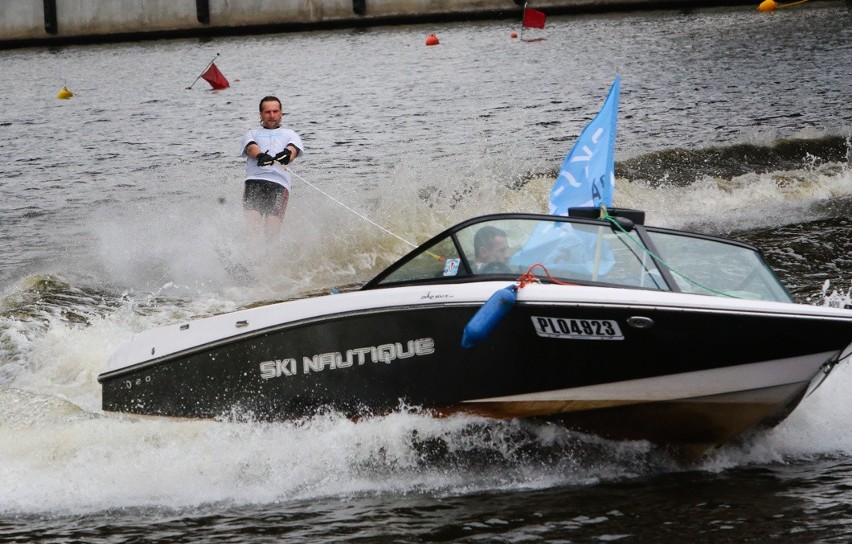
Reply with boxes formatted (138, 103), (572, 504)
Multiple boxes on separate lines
(0, 0), (763, 48)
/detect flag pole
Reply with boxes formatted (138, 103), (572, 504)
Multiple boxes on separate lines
(186, 53), (220, 90)
(520, 2), (527, 41)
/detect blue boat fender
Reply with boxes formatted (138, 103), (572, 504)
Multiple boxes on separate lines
(461, 284), (518, 349)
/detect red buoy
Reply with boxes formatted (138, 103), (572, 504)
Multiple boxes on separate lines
(511, 32), (518, 39)
(425, 34), (439, 46)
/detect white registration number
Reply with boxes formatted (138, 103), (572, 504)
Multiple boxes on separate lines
(532, 316), (624, 340)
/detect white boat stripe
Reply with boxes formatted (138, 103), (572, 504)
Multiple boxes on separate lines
(462, 352), (835, 404)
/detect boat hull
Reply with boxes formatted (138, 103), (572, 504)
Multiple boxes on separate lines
(99, 286), (848, 455)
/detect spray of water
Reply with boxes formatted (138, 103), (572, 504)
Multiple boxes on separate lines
(1, 153), (850, 515)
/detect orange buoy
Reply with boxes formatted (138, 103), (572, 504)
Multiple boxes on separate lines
(758, 0), (777, 11)
(425, 34), (439, 46)
(511, 31), (518, 38)
(57, 86), (73, 99)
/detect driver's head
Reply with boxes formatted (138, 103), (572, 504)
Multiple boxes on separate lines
(474, 226), (510, 264)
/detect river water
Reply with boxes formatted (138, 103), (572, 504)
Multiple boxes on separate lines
(1, 2), (851, 542)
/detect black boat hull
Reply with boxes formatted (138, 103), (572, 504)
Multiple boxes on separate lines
(100, 289), (848, 454)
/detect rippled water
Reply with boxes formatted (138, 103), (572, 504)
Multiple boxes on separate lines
(1, 2), (851, 542)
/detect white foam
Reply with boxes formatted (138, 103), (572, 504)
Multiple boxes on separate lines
(2, 158), (849, 515)
(616, 162), (851, 231)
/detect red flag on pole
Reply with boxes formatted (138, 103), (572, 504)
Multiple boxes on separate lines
(522, 8), (547, 29)
(201, 62), (229, 90)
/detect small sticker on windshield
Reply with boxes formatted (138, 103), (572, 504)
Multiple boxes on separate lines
(443, 258), (460, 276)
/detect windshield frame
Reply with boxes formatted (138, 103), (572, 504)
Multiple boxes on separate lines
(361, 213), (792, 303)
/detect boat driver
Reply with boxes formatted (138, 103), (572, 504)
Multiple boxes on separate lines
(473, 226), (512, 273)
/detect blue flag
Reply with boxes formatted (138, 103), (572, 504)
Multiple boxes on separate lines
(549, 76), (620, 215)
(509, 78), (621, 276)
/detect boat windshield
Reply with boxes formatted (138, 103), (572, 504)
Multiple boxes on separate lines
(645, 229), (792, 301)
(371, 215), (791, 302)
(373, 217), (665, 289)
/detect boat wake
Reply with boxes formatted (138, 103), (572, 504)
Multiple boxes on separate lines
(617, 134), (850, 188)
(1, 261), (851, 515)
(1, 136), (850, 515)
(1, 373), (851, 515)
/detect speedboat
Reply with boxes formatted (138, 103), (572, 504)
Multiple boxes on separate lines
(98, 208), (852, 457)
